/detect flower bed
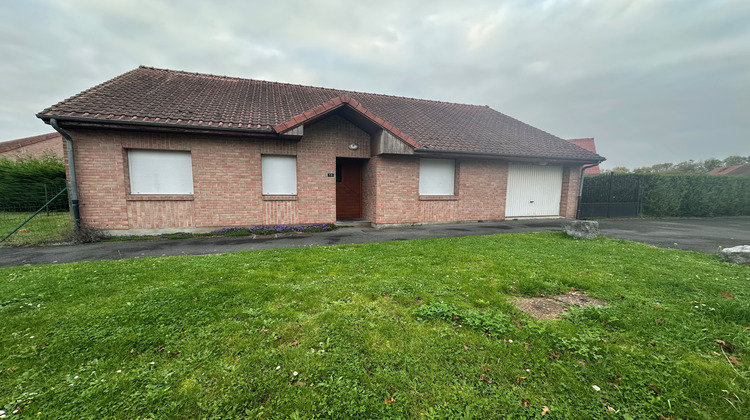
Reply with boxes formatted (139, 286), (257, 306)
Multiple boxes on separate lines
(214, 223), (335, 236)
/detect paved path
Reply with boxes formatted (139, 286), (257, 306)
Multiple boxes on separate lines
(1, 217), (748, 267)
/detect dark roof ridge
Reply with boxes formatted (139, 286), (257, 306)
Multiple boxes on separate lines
(137, 65), (489, 109)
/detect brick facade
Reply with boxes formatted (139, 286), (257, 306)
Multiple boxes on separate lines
(65, 113), (583, 233)
(366, 156), (511, 225)
(67, 115), (369, 231)
(559, 166), (583, 219)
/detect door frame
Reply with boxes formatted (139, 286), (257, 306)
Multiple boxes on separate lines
(335, 158), (364, 219)
(505, 163), (563, 217)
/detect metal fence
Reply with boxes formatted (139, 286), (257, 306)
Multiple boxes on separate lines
(578, 173), (643, 219)
(0, 181), (71, 246)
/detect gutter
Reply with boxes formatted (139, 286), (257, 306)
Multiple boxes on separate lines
(576, 163), (601, 220)
(413, 147), (604, 164)
(50, 119), (81, 228)
(37, 114), (275, 135)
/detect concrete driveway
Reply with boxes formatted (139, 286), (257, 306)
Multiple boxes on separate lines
(1, 217), (748, 267)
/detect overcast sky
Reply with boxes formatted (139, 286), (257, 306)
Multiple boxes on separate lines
(1, 0), (747, 169)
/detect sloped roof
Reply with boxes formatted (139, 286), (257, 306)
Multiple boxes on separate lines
(567, 138), (601, 174)
(708, 164), (750, 176)
(567, 138), (596, 153)
(0, 132), (60, 154)
(38, 66), (603, 162)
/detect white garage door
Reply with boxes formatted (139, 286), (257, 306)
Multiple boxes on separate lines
(505, 164), (563, 217)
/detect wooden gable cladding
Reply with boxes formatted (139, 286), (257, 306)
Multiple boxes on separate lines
(372, 129), (414, 155)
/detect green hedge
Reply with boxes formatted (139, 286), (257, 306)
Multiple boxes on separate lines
(582, 173), (750, 217)
(643, 174), (750, 217)
(0, 156), (68, 212)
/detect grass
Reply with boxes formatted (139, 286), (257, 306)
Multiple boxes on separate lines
(0, 212), (72, 246)
(0, 232), (748, 418)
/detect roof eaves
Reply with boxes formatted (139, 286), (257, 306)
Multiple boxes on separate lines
(36, 114), (276, 135)
(414, 147), (606, 163)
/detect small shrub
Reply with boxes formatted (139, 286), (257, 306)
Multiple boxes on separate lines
(214, 223), (336, 236)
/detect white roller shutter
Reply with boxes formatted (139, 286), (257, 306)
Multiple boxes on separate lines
(262, 155), (297, 195)
(419, 158), (455, 195)
(128, 149), (193, 195)
(505, 164), (563, 217)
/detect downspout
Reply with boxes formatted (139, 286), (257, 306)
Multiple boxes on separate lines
(576, 164), (600, 220)
(50, 119), (81, 229)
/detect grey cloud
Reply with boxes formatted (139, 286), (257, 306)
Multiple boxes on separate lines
(1, 0), (748, 168)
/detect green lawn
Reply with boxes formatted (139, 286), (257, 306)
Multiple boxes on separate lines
(0, 233), (748, 418)
(0, 212), (71, 246)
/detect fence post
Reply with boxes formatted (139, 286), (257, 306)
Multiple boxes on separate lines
(606, 172), (614, 218)
(637, 180), (644, 217)
(44, 184), (50, 216)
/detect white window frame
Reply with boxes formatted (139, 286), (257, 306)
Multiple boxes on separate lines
(419, 158), (455, 196)
(262, 155), (297, 195)
(128, 149), (194, 195)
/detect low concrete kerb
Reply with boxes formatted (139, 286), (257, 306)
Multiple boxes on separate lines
(253, 232), (313, 239)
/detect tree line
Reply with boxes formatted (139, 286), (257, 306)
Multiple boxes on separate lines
(608, 155), (750, 174)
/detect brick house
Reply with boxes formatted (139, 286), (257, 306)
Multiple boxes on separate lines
(0, 132), (64, 161)
(708, 164), (750, 176)
(36, 66), (603, 234)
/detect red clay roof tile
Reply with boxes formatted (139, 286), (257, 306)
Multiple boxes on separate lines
(38, 66), (604, 162)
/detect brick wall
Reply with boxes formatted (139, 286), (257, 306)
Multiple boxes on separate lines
(559, 165), (583, 218)
(361, 159), (376, 222)
(295, 114), (370, 223)
(368, 156), (509, 225)
(67, 114), (370, 231)
(66, 113), (582, 232)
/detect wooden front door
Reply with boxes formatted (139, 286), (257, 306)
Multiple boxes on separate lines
(336, 159), (362, 218)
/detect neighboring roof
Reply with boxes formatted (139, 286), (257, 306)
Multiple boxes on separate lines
(38, 66), (604, 162)
(567, 138), (601, 174)
(0, 132), (60, 154)
(708, 164), (750, 176)
(567, 138), (596, 153)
